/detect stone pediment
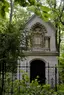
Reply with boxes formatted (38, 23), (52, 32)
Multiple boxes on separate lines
(25, 14), (56, 32)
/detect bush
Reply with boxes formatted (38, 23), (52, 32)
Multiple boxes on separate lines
(4, 72), (57, 95)
(4, 71), (64, 95)
(57, 84), (64, 95)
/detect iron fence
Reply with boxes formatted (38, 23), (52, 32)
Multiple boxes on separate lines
(0, 61), (58, 95)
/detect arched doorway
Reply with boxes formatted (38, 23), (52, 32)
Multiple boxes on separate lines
(30, 59), (45, 84)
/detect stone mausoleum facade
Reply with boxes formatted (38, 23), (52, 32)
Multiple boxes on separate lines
(17, 15), (58, 86)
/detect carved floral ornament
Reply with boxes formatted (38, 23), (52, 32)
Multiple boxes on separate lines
(30, 22), (47, 34)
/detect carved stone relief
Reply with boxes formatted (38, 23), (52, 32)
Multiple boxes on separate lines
(27, 23), (50, 51)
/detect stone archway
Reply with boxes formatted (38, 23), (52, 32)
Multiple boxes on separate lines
(30, 59), (45, 84)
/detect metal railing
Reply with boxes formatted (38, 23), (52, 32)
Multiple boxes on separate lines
(0, 61), (58, 95)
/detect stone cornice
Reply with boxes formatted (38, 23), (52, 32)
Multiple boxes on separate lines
(23, 51), (59, 56)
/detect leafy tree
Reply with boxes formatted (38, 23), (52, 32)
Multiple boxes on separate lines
(0, 2), (32, 72)
(0, 4), (32, 94)
(46, 0), (64, 54)
(44, 0), (64, 83)
(13, 6), (31, 29)
(58, 53), (64, 83)
(0, 0), (51, 22)
(0, 0), (9, 18)
(0, 22), (25, 95)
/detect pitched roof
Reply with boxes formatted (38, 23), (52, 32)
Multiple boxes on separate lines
(25, 14), (56, 31)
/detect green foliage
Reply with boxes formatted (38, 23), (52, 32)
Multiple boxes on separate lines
(0, 6), (31, 72)
(13, 6), (31, 29)
(4, 72), (56, 95)
(28, 0), (36, 5)
(0, 18), (7, 32)
(58, 53), (64, 83)
(41, 6), (51, 12)
(57, 84), (64, 95)
(27, 1), (51, 21)
(2, 71), (64, 95)
(0, 23), (24, 72)
(15, 0), (36, 6)
(0, 0), (9, 18)
(0, 0), (52, 22)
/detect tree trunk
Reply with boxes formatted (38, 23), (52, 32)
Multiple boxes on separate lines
(10, 0), (14, 23)
(58, 27), (61, 56)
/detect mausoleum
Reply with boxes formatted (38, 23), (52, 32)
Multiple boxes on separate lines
(17, 14), (58, 86)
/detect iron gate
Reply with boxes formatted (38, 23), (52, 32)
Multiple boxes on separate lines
(0, 61), (58, 95)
